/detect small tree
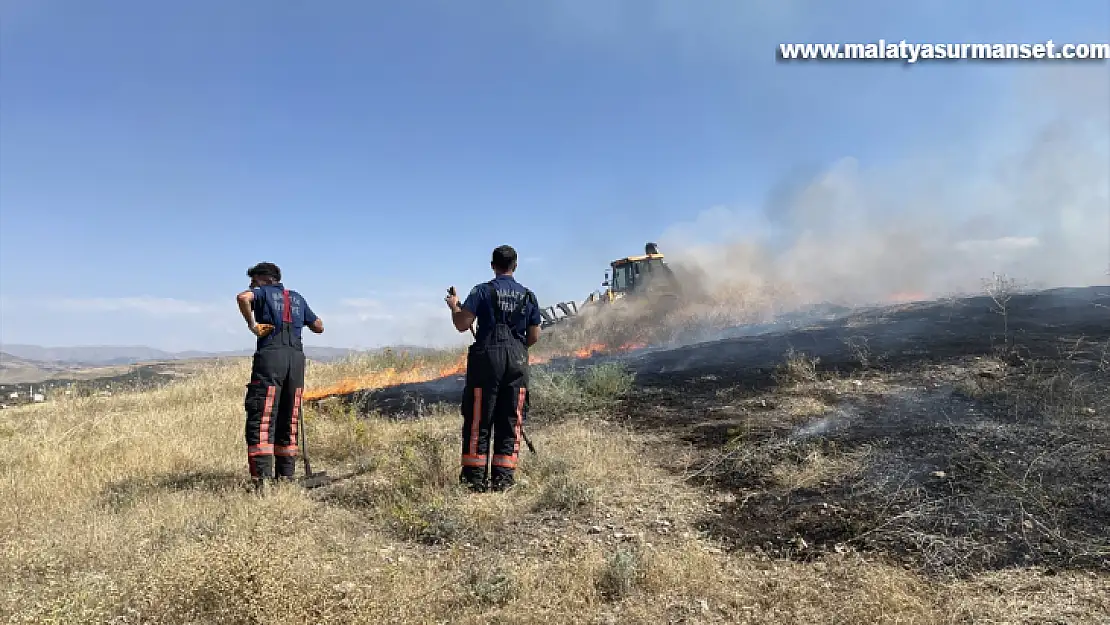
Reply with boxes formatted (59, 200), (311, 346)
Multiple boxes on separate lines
(982, 272), (1019, 353)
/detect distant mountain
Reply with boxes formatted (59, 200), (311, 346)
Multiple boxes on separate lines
(0, 352), (43, 367)
(0, 344), (176, 365)
(0, 351), (80, 385)
(0, 343), (442, 366)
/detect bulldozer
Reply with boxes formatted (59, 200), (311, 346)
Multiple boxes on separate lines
(540, 242), (681, 329)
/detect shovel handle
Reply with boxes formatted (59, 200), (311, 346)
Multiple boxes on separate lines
(299, 412), (313, 476)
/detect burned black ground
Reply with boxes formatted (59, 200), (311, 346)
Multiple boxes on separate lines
(343, 286), (1110, 579)
(618, 286), (1110, 578)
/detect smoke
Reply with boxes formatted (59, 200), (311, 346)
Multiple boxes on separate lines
(657, 66), (1110, 313)
(528, 66), (1110, 356)
(531, 66), (1108, 353)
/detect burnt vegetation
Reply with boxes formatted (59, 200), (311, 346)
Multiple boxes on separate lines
(341, 284), (1110, 580)
(616, 285), (1110, 578)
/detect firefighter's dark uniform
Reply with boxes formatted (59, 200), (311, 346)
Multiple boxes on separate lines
(459, 276), (542, 491)
(244, 283), (318, 482)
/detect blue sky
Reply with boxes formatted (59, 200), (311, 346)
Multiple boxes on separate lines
(1, 0), (1108, 352)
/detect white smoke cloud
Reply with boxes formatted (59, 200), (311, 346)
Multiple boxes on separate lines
(657, 65), (1110, 309)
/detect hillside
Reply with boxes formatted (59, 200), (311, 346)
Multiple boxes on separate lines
(0, 350), (179, 387)
(0, 351), (82, 385)
(1, 286), (1107, 623)
(0, 344), (441, 385)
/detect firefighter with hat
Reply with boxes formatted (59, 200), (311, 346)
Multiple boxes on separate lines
(236, 262), (324, 488)
(445, 245), (542, 492)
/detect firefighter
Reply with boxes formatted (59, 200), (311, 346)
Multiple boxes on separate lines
(446, 245), (542, 492)
(236, 262), (324, 488)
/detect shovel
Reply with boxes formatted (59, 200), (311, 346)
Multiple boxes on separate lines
(297, 411), (333, 489)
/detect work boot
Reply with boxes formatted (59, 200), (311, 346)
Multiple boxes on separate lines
(251, 476), (277, 494)
(459, 468), (487, 493)
(490, 468), (515, 492)
(275, 456), (297, 480)
(248, 455), (275, 494)
(249, 456), (274, 479)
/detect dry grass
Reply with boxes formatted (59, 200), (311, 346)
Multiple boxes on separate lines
(774, 348), (821, 386)
(769, 445), (874, 491)
(1, 352), (1107, 623)
(528, 362), (635, 420)
(307, 348), (467, 389)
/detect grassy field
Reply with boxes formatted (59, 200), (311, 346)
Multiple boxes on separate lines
(2, 308), (1108, 623)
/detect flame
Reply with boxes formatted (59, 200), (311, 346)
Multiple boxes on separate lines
(303, 340), (647, 402)
(302, 352), (468, 401)
(572, 342), (608, 359)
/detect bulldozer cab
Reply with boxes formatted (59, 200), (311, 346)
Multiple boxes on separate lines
(539, 242), (676, 329)
(602, 243), (675, 298)
(608, 254), (667, 295)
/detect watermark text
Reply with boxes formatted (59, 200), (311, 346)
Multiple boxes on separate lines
(778, 40), (1110, 63)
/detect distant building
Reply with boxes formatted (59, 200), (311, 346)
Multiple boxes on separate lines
(32, 394), (44, 402)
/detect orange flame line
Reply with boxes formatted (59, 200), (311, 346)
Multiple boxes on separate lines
(303, 341), (646, 402)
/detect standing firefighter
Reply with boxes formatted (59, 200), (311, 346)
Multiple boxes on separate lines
(446, 245), (542, 492)
(236, 262), (324, 488)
